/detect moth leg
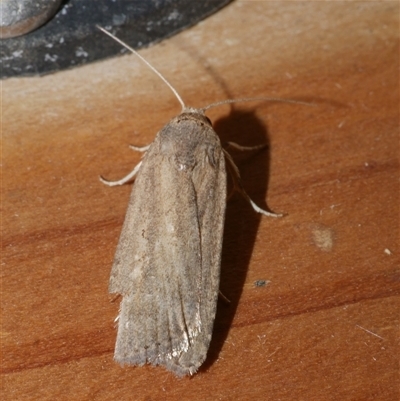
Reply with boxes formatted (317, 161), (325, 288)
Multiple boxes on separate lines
(226, 187), (236, 202)
(226, 142), (266, 152)
(219, 290), (231, 304)
(223, 149), (282, 218)
(129, 144), (150, 152)
(225, 142), (263, 201)
(100, 161), (142, 187)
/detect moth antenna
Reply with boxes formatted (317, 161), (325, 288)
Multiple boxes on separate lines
(201, 97), (313, 112)
(97, 26), (186, 112)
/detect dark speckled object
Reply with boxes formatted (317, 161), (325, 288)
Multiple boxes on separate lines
(0, 0), (232, 79)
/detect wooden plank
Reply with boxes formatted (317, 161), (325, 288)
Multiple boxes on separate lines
(2, 1), (399, 400)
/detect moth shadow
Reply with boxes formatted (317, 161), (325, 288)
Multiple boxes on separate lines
(201, 107), (273, 373)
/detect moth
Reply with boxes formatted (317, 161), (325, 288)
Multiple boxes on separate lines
(99, 27), (284, 376)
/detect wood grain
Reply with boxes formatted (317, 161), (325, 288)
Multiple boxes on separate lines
(2, 1), (399, 400)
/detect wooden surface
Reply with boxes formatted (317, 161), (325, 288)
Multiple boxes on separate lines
(2, 1), (399, 400)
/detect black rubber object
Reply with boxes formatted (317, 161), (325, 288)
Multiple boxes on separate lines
(0, 0), (232, 79)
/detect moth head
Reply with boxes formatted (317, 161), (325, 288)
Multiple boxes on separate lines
(178, 109), (213, 128)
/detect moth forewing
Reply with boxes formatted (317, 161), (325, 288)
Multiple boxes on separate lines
(108, 111), (227, 376)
